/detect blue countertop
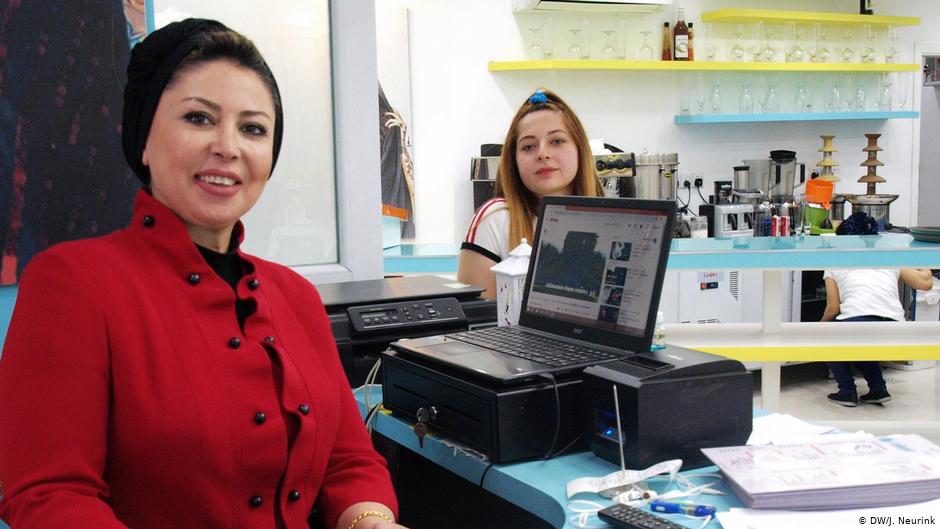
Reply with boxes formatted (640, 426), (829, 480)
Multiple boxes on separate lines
(355, 386), (739, 529)
(385, 233), (940, 274)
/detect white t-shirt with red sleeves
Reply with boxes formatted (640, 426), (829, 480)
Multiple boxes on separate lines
(461, 198), (510, 263)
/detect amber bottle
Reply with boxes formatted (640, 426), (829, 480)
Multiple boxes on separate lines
(662, 22), (672, 60)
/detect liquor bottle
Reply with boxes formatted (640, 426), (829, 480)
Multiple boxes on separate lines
(674, 9), (689, 61)
(662, 22), (672, 61)
(688, 22), (695, 61)
(860, 0), (873, 14)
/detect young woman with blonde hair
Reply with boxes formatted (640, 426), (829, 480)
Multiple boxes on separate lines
(458, 88), (604, 298)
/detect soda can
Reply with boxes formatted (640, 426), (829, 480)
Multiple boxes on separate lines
(771, 215), (781, 237)
(780, 215), (790, 237)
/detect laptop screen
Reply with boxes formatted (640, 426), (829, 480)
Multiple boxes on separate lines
(519, 196), (675, 351)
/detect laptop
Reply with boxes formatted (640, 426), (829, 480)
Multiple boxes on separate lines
(389, 195), (676, 384)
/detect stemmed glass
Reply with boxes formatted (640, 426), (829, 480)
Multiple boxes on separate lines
(761, 23), (777, 62)
(704, 23), (718, 61)
(638, 31), (653, 60)
(601, 30), (617, 60)
(568, 29), (583, 59)
(862, 25), (877, 64)
(789, 24), (805, 62)
(841, 28), (856, 63)
(731, 26), (745, 62)
(528, 27), (544, 60)
(884, 26), (898, 63)
(817, 24), (831, 63)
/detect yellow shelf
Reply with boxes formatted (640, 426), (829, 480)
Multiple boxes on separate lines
(488, 60), (919, 73)
(701, 9), (919, 27)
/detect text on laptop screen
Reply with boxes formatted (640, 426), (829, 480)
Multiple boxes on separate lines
(524, 203), (669, 337)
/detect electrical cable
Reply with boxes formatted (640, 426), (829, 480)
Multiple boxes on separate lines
(550, 433), (584, 459)
(696, 185), (707, 204)
(479, 462), (496, 488)
(540, 373), (562, 460)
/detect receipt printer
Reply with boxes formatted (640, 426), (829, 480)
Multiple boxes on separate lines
(583, 346), (752, 469)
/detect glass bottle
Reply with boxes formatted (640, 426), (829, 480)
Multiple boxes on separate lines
(662, 22), (672, 61)
(674, 9), (690, 61)
(688, 22), (695, 61)
(763, 83), (779, 113)
(794, 82), (811, 113)
(855, 81), (866, 111)
(710, 78), (722, 114)
(739, 81), (754, 114)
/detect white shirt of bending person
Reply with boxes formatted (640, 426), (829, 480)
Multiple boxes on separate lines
(823, 269), (904, 322)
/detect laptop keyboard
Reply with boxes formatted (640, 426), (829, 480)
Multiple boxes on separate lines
(448, 327), (622, 368)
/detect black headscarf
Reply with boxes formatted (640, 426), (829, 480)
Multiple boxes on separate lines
(122, 18), (283, 186)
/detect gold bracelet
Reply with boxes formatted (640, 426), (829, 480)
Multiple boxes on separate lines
(347, 510), (393, 529)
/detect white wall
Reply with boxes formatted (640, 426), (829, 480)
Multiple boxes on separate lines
(402, 0), (940, 244)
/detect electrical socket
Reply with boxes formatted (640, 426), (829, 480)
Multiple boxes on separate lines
(694, 177), (703, 187)
(683, 179), (691, 188)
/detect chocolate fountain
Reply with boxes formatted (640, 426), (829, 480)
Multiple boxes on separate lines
(845, 133), (897, 232)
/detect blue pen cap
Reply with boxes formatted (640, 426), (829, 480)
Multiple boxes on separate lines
(692, 504), (717, 517)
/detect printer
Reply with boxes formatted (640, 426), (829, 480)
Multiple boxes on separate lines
(319, 275), (496, 387)
(582, 345), (752, 469)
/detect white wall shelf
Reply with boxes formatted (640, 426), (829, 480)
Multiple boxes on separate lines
(488, 60), (919, 73)
(674, 110), (919, 124)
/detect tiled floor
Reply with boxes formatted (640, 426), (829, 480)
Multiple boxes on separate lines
(754, 361), (940, 442)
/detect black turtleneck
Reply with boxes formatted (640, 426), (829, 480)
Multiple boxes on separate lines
(195, 243), (254, 328)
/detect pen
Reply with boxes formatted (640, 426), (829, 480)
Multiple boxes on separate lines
(649, 500), (717, 517)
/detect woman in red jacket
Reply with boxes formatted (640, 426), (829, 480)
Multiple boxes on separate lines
(0, 19), (404, 529)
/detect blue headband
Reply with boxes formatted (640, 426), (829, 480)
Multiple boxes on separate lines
(528, 90), (549, 104)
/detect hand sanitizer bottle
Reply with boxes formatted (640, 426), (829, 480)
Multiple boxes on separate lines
(651, 311), (666, 351)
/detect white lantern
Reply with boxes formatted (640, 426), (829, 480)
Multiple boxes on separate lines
(490, 238), (532, 327)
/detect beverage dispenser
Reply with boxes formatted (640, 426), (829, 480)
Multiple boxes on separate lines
(635, 151), (678, 201)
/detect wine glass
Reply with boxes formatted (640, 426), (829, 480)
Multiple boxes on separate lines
(761, 23), (777, 62)
(601, 30), (617, 60)
(840, 28), (856, 63)
(789, 24), (805, 62)
(884, 26), (898, 63)
(638, 30), (653, 60)
(704, 22), (718, 61)
(528, 27), (544, 60)
(817, 25), (831, 63)
(862, 25), (877, 64)
(568, 29), (583, 59)
(731, 27), (745, 62)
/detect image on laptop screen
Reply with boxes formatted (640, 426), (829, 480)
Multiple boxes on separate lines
(524, 202), (670, 338)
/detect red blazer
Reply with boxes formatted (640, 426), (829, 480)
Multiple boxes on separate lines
(0, 190), (397, 529)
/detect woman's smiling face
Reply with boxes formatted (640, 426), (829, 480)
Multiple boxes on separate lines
(142, 59), (275, 249)
(514, 109), (579, 198)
